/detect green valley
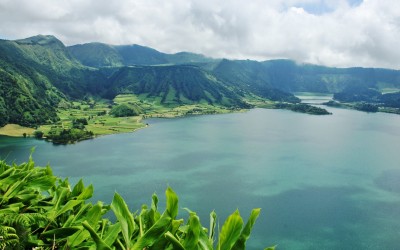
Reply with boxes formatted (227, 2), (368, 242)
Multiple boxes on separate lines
(2, 34), (400, 143)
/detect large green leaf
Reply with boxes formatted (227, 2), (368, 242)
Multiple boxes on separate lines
(166, 187), (179, 219)
(72, 179), (85, 197)
(82, 221), (112, 250)
(55, 200), (84, 218)
(132, 213), (172, 250)
(76, 184), (94, 200)
(27, 175), (56, 190)
(165, 231), (185, 250)
(139, 205), (148, 237)
(64, 203), (92, 226)
(218, 210), (244, 250)
(0, 167), (16, 181)
(67, 203), (103, 247)
(40, 227), (81, 238)
(103, 222), (122, 247)
(111, 192), (135, 249)
(183, 212), (201, 249)
(84, 202), (103, 225)
(51, 187), (69, 211)
(232, 208), (261, 250)
(209, 210), (217, 245)
(1, 180), (25, 203)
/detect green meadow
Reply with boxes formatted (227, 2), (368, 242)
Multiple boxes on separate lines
(37, 94), (245, 140)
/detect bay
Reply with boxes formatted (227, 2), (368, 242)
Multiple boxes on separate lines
(1, 99), (400, 249)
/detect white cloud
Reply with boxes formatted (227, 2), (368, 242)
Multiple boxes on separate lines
(0, 0), (399, 69)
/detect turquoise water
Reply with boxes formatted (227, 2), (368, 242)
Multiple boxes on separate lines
(1, 103), (400, 249)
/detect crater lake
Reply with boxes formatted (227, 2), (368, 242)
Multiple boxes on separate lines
(1, 96), (400, 249)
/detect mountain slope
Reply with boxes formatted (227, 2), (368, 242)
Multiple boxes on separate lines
(105, 65), (249, 108)
(0, 39), (64, 126)
(114, 44), (169, 65)
(68, 42), (124, 67)
(212, 59), (300, 102)
(15, 35), (82, 73)
(213, 59), (400, 94)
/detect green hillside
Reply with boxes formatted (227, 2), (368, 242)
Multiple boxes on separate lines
(15, 35), (82, 73)
(213, 59), (400, 94)
(105, 65), (249, 108)
(114, 44), (169, 65)
(212, 59), (300, 103)
(0, 39), (65, 127)
(68, 42), (124, 67)
(166, 51), (218, 64)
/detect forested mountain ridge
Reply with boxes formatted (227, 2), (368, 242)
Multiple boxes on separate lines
(68, 41), (400, 94)
(213, 59), (400, 94)
(68, 42), (216, 67)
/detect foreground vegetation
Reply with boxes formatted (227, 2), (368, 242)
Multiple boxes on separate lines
(0, 157), (275, 249)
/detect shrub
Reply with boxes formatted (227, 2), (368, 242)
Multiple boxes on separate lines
(110, 104), (140, 117)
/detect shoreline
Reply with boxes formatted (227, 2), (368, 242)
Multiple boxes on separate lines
(0, 108), (246, 140)
(0, 102), (336, 140)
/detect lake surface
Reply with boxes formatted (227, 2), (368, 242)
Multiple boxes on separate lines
(1, 97), (400, 249)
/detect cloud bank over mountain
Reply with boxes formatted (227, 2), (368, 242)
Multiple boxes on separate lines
(1, 0), (399, 69)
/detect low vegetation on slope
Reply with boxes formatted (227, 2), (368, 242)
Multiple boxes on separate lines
(0, 157), (275, 249)
(104, 65), (250, 108)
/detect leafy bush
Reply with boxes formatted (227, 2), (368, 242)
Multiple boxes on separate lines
(275, 103), (331, 115)
(110, 104), (140, 117)
(0, 157), (274, 249)
(46, 128), (94, 144)
(354, 102), (379, 112)
(33, 130), (44, 139)
(72, 118), (89, 129)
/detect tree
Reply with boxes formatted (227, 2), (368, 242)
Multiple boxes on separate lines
(33, 130), (44, 139)
(110, 104), (140, 117)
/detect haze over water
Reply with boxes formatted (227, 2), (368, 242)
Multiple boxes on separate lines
(1, 95), (400, 249)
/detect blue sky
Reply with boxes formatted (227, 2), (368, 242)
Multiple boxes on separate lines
(298, 0), (363, 14)
(0, 0), (399, 69)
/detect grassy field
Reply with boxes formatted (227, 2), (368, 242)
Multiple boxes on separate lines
(0, 93), (270, 138)
(0, 124), (35, 137)
(114, 94), (243, 118)
(33, 94), (246, 139)
(38, 98), (146, 137)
